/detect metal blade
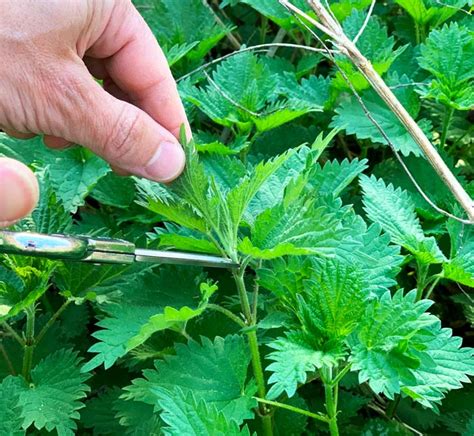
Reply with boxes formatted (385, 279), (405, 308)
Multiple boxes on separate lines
(134, 248), (239, 269)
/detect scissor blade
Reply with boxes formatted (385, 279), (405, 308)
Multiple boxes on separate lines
(134, 248), (239, 269)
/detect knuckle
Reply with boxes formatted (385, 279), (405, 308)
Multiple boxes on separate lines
(104, 107), (144, 163)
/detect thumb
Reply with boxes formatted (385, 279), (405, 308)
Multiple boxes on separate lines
(0, 158), (39, 227)
(53, 71), (186, 183)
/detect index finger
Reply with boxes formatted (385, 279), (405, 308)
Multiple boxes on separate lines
(87, 2), (191, 140)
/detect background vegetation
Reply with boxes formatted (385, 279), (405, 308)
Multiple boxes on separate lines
(0, 0), (473, 434)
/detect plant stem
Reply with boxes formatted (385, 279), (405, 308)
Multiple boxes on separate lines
(233, 270), (273, 436)
(22, 305), (36, 381)
(2, 321), (25, 346)
(322, 368), (339, 436)
(425, 276), (442, 300)
(36, 299), (71, 345)
(0, 343), (16, 375)
(386, 394), (401, 418)
(255, 397), (330, 423)
(415, 262), (429, 301)
(440, 106), (455, 149)
(207, 303), (246, 328)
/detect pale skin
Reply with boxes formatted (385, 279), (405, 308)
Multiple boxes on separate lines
(0, 0), (190, 227)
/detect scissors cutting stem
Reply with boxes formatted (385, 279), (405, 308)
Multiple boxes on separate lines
(0, 231), (238, 269)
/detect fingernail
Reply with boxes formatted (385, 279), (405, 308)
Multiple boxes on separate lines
(0, 158), (39, 225)
(144, 141), (186, 183)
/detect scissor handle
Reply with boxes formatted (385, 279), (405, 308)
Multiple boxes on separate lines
(0, 231), (89, 260)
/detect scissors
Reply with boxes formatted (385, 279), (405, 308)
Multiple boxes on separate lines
(0, 231), (239, 269)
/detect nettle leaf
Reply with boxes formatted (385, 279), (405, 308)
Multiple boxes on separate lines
(18, 349), (90, 436)
(16, 169), (72, 234)
(264, 260), (369, 398)
(156, 388), (252, 436)
(0, 376), (24, 435)
(349, 290), (474, 407)
(239, 0), (310, 29)
(0, 261), (55, 321)
(309, 158), (368, 197)
(83, 267), (212, 371)
(81, 388), (124, 435)
(135, 0), (231, 64)
(418, 22), (474, 110)
(402, 323), (474, 409)
(443, 220), (474, 287)
(90, 172), (136, 209)
(333, 10), (406, 91)
(373, 153), (466, 221)
(360, 175), (446, 264)
(187, 52), (326, 133)
(331, 75), (431, 156)
(396, 0), (469, 28)
(299, 260), (370, 341)
(239, 194), (355, 260)
(266, 331), (343, 399)
(114, 398), (163, 435)
(123, 335), (256, 424)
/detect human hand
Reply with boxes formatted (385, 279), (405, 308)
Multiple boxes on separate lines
(0, 0), (189, 226)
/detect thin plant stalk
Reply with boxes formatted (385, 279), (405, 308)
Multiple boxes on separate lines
(22, 305), (36, 381)
(233, 269), (273, 436)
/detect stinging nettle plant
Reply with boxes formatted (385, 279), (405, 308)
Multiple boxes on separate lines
(0, 0), (473, 435)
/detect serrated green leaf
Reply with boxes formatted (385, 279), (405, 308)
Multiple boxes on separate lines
(396, 0), (468, 28)
(310, 158), (368, 197)
(299, 260), (370, 341)
(123, 335), (256, 424)
(349, 290), (474, 407)
(0, 376), (24, 436)
(114, 397), (163, 435)
(156, 388), (252, 436)
(81, 388), (124, 435)
(419, 22), (474, 110)
(18, 349), (90, 436)
(333, 10), (407, 91)
(188, 53), (323, 133)
(331, 84), (431, 156)
(239, 195), (354, 260)
(239, 0), (309, 29)
(266, 331), (343, 399)
(90, 172), (136, 209)
(135, 0), (230, 65)
(360, 175), (446, 264)
(83, 267), (210, 371)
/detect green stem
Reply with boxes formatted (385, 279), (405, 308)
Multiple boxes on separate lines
(233, 270), (273, 436)
(36, 299), (71, 345)
(2, 321), (25, 346)
(414, 21), (422, 45)
(255, 397), (329, 423)
(424, 276), (442, 300)
(322, 368), (339, 436)
(207, 304), (246, 328)
(330, 364), (351, 386)
(415, 263), (429, 301)
(0, 343), (16, 375)
(22, 305), (36, 381)
(440, 106), (455, 148)
(386, 394), (401, 418)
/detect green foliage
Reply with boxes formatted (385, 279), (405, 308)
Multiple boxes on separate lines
(82, 267), (214, 371)
(0, 350), (90, 436)
(360, 175), (446, 264)
(187, 52), (327, 133)
(1, 1), (473, 434)
(123, 335), (256, 424)
(418, 22), (474, 109)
